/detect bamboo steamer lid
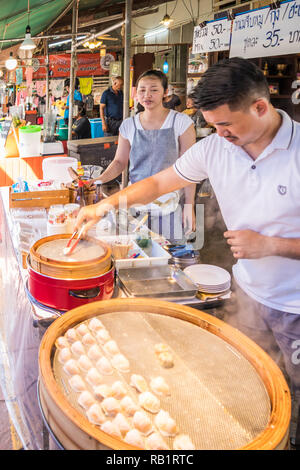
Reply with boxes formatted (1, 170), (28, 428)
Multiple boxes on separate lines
(30, 234), (112, 279)
(39, 299), (291, 450)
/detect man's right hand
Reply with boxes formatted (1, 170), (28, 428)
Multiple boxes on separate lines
(102, 122), (108, 132)
(75, 201), (113, 236)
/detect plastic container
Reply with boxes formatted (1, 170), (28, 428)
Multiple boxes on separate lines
(100, 235), (171, 269)
(90, 119), (104, 138)
(64, 203), (80, 233)
(47, 205), (68, 236)
(58, 125), (68, 141)
(42, 156), (78, 184)
(18, 125), (41, 158)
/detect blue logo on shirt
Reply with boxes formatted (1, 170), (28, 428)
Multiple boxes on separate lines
(277, 185), (287, 195)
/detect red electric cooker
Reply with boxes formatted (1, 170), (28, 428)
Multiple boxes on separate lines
(27, 234), (115, 311)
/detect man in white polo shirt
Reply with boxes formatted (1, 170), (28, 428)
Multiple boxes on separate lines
(76, 57), (300, 447)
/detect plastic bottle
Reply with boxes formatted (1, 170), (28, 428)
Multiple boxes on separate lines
(76, 180), (85, 207)
(77, 161), (84, 177)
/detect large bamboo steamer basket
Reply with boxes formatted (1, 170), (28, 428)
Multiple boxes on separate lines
(39, 299), (291, 450)
(30, 234), (112, 280)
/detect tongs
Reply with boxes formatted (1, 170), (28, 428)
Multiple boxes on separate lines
(166, 244), (195, 257)
(132, 214), (149, 233)
(63, 225), (85, 256)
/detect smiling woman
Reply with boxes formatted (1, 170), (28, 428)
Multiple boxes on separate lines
(86, 69), (197, 240)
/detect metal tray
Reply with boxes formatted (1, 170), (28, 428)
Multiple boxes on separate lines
(117, 265), (198, 300)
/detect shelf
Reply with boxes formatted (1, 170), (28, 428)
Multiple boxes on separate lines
(265, 75), (293, 79)
(270, 95), (291, 99)
(187, 72), (205, 77)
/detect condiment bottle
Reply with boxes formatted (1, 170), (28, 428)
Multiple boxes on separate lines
(76, 180), (86, 207)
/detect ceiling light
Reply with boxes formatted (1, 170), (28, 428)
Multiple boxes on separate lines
(144, 27), (167, 38)
(20, 25), (36, 50)
(83, 38), (103, 50)
(160, 14), (174, 27)
(160, 3), (174, 28)
(5, 52), (18, 71)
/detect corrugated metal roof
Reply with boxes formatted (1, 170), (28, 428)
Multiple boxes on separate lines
(0, 0), (123, 49)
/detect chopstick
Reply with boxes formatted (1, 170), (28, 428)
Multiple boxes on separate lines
(63, 226), (85, 256)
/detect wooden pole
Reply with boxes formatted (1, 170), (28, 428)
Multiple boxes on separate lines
(45, 39), (49, 111)
(68, 0), (79, 141)
(121, 0), (132, 189)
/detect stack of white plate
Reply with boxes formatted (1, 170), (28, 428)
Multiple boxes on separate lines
(183, 264), (231, 293)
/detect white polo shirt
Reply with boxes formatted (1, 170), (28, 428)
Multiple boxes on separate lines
(174, 110), (300, 314)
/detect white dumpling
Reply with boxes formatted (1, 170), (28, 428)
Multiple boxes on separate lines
(63, 359), (80, 376)
(65, 328), (78, 344)
(173, 434), (195, 450)
(103, 340), (120, 357)
(71, 340), (85, 357)
(146, 432), (169, 450)
(150, 376), (170, 396)
(88, 317), (105, 332)
(86, 403), (105, 426)
(87, 344), (102, 362)
(124, 429), (144, 449)
(111, 381), (127, 400)
(85, 367), (103, 387)
(101, 397), (121, 417)
(76, 323), (89, 337)
(78, 390), (95, 410)
(94, 384), (113, 401)
(132, 411), (153, 436)
(56, 336), (70, 349)
(113, 413), (131, 436)
(58, 347), (72, 364)
(154, 343), (170, 355)
(69, 374), (86, 392)
(96, 356), (113, 375)
(130, 374), (148, 393)
(100, 420), (122, 438)
(138, 392), (160, 414)
(111, 354), (130, 373)
(96, 328), (111, 344)
(157, 351), (174, 369)
(82, 332), (97, 346)
(154, 410), (177, 437)
(120, 396), (138, 417)
(78, 355), (93, 372)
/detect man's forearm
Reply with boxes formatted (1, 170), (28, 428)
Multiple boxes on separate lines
(268, 236), (300, 259)
(94, 167), (189, 218)
(184, 184), (196, 206)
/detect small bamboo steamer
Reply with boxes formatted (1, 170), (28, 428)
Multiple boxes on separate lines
(39, 299), (291, 450)
(30, 234), (112, 280)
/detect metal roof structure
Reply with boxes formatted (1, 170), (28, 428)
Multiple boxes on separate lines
(0, 0), (173, 51)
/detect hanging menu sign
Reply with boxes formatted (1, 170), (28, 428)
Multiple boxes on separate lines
(192, 19), (231, 54)
(230, 0), (300, 58)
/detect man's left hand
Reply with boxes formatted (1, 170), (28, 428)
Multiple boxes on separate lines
(224, 229), (272, 259)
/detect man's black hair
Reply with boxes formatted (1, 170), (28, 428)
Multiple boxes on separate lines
(136, 69), (168, 91)
(65, 77), (80, 90)
(190, 57), (270, 111)
(77, 105), (86, 116)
